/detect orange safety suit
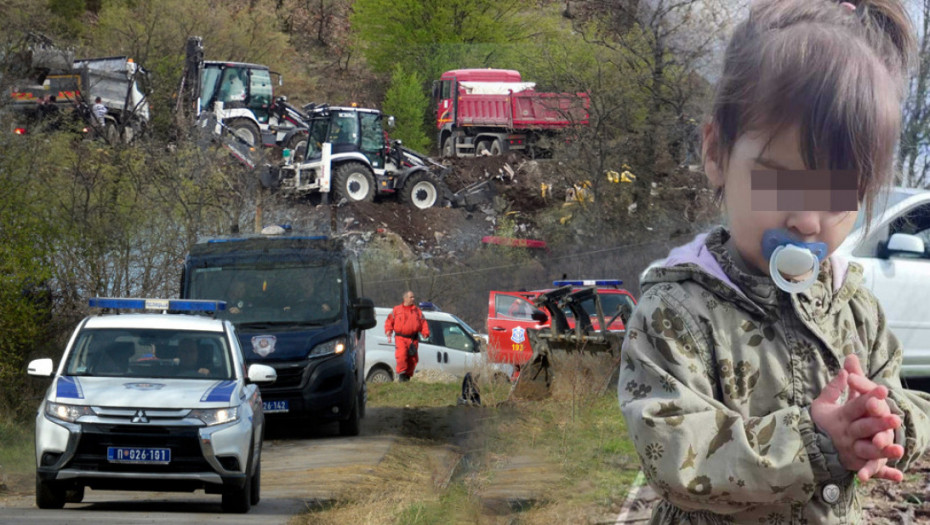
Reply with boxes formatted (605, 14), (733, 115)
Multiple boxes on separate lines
(385, 304), (429, 377)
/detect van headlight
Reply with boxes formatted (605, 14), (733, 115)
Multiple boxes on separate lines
(309, 338), (346, 358)
(46, 402), (95, 423)
(189, 406), (239, 426)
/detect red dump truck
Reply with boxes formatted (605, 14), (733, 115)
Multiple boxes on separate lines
(433, 69), (589, 158)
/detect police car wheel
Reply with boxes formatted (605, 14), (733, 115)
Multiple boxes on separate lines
(35, 475), (66, 509)
(65, 485), (85, 503)
(249, 461), (261, 506)
(222, 445), (253, 513)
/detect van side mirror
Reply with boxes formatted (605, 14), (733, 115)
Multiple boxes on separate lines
(431, 81), (439, 99)
(387, 116), (395, 128)
(353, 297), (377, 330)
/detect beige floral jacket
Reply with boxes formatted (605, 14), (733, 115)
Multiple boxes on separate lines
(619, 227), (930, 524)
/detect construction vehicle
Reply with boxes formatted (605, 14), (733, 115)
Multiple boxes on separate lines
(4, 33), (150, 142)
(179, 37), (305, 150)
(433, 69), (589, 158)
(260, 104), (459, 209)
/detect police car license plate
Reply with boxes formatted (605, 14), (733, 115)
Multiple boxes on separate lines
(107, 447), (171, 464)
(263, 400), (289, 414)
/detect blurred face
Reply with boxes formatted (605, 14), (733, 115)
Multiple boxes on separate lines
(403, 292), (415, 306)
(703, 124), (859, 275)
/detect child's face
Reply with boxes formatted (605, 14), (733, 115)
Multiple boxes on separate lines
(703, 123), (859, 276)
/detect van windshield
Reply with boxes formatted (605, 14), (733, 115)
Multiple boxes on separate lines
(188, 262), (343, 326)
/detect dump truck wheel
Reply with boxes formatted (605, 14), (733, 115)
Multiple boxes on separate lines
(442, 136), (456, 158)
(475, 140), (491, 156)
(334, 162), (375, 202)
(490, 139), (503, 156)
(228, 119), (261, 148)
(400, 172), (448, 209)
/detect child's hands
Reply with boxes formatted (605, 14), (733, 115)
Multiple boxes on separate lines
(842, 355), (905, 482)
(811, 368), (904, 482)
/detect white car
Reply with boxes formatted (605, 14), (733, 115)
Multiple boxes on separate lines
(27, 298), (277, 513)
(838, 186), (930, 378)
(365, 307), (512, 383)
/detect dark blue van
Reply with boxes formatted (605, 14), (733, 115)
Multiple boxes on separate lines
(180, 233), (375, 435)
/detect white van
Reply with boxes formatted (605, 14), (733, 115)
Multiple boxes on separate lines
(365, 307), (512, 383)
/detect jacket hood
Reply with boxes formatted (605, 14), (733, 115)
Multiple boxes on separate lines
(642, 227), (858, 317)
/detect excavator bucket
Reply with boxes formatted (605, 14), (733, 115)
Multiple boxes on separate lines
(508, 286), (625, 401)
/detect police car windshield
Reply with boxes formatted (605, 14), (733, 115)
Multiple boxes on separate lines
(189, 263), (343, 326)
(64, 329), (234, 380)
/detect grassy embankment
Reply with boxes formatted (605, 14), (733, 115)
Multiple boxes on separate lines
(0, 416), (35, 495)
(296, 366), (640, 525)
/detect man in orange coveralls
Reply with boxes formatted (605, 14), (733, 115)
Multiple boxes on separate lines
(385, 290), (429, 382)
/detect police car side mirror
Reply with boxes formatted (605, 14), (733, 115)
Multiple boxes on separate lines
(247, 364), (277, 385)
(353, 297), (377, 330)
(531, 310), (548, 324)
(28, 358), (54, 377)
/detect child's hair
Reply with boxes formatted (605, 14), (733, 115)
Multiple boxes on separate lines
(706, 0), (916, 230)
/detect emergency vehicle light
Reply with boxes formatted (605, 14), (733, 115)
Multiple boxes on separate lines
(553, 279), (623, 287)
(88, 298), (227, 312)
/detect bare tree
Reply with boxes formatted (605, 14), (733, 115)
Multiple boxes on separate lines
(899, 0), (930, 188)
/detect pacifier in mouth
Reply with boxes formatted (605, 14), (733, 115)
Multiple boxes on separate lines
(761, 229), (828, 293)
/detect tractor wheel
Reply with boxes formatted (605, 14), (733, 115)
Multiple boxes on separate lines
(285, 132), (308, 161)
(442, 135), (456, 158)
(475, 140), (491, 157)
(227, 119), (261, 148)
(334, 162), (375, 203)
(490, 139), (503, 156)
(400, 172), (448, 210)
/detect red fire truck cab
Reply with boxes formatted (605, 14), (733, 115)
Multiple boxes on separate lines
(486, 280), (636, 370)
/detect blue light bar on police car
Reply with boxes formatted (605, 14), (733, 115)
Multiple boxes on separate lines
(88, 298), (226, 312)
(553, 279), (623, 287)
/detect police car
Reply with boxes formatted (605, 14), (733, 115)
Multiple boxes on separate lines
(27, 298), (277, 513)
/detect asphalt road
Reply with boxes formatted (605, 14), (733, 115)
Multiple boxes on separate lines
(0, 407), (401, 524)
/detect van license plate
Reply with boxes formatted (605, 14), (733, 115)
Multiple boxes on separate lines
(263, 400), (289, 413)
(107, 447), (171, 464)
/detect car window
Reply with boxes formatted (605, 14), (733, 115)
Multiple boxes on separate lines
(439, 321), (475, 353)
(421, 319), (443, 345)
(495, 295), (535, 320)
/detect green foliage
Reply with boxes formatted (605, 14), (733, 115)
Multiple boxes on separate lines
(350, 0), (536, 82)
(0, 135), (56, 417)
(48, 0), (87, 38)
(382, 65), (430, 152)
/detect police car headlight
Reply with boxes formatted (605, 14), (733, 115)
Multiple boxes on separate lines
(190, 406), (239, 426)
(309, 338), (346, 358)
(46, 402), (95, 423)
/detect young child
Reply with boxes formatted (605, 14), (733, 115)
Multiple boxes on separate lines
(619, 1), (930, 523)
